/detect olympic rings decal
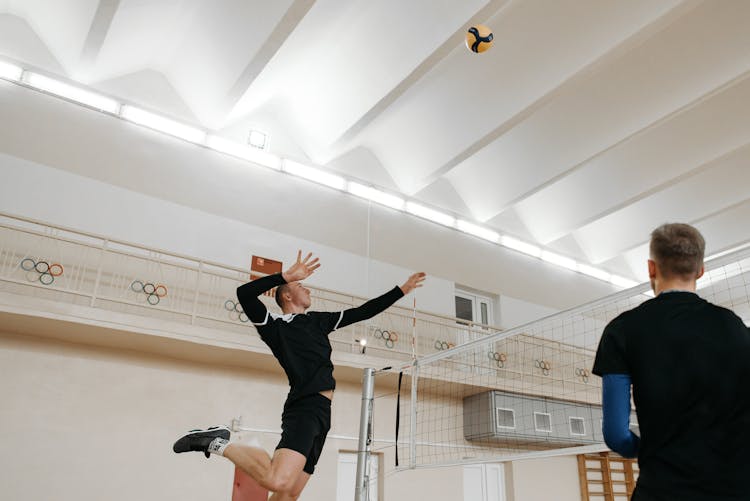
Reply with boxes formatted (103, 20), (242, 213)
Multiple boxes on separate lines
(20, 258), (64, 285)
(534, 359), (552, 376)
(488, 351), (507, 368)
(373, 328), (398, 349)
(575, 367), (590, 383)
(130, 280), (168, 305)
(223, 299), (249, 323)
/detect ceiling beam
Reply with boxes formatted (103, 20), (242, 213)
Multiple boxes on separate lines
(222, 0), (316, 116)
(416, 0), (702, 195)
(325, 0), (512, 157)
(78, 0), (120, 76)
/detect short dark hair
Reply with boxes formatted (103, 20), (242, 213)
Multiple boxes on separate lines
(650, 223), (705, 278)
(274, 284), (289, 308)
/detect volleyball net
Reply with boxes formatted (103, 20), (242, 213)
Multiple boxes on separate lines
(393, 246), (750, 469)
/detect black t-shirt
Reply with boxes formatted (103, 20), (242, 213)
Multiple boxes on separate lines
(253, 310), (342, 402)
(593, 292), (750, 499)
(237, 273), (404, 403)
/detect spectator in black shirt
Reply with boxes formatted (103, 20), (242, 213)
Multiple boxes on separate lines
(174, 250), (425, 500)
(593, 223), (750, 500)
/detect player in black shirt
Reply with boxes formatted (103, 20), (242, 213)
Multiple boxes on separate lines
(593, 223), (750, 500)
(174, 251), (425, 500)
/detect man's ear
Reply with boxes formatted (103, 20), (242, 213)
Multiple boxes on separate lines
(696, 265), (705, 280)
(648, 259), (657, 280)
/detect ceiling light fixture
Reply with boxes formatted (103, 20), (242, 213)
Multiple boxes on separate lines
(120, 105), (206, 144)
(405, 202), (455, 227)
(24, 72), (119, 113)
(348, 182), (405, 210)
(282, 160), (346, 190)
(541, 250), (578, 271)
(0, 60), (23, 81)
(206, 135), (281, 170)
(608, 275), (639, 288)
(457, 220), (500, 243)
(577, 263), (611, 282)
(500, 235), (542, 258)
(248, 130), (268, 150)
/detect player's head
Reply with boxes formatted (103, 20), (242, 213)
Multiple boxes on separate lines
(275, 281), (312, 312)
(648, 223), (705, 289)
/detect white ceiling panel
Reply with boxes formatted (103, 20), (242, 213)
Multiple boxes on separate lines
(513, 73), (750, 245)
(573, 144), (750, 263)
(445, 0), (750, 221)
(361, 0), (683, 195)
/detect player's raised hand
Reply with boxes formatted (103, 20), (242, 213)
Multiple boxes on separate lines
(282, 250), (321, 283)
(400, 272), (426, 295)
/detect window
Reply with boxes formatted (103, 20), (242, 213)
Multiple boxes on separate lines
(455, 289), (494, 327)
(496, 408), (516, 429)
(570, 416), (586, 436)
(534, 412), (552, 433)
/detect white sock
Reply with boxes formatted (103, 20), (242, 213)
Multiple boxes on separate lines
(208, 437), (230, 456)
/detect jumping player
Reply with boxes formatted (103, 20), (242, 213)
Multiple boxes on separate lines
(174, 251), (426, 500)
(593, 223), (750, 500)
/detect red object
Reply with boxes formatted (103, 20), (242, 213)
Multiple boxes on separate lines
(251, 255), (283, 297)
(232, 467), (268, 501)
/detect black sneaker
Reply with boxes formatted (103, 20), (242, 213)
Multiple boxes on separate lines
(172, 426), (230, 458)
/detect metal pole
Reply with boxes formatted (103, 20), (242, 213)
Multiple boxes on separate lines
(410, 364), (419, 469)
(355, 368), (375, 501)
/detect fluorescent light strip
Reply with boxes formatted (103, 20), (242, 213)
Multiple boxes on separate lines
(0, 61), (23, 81)
(577, 263), (611, 281)
(206, 135), (281, 170)
(282, 160), (345, 190)
(120, 105), (206, 144)
(541, 250), (578, 271)
(500, 235), (542, 258)
(457, 220), (499, 242)
(608, 275), (639, 288)
(348, 182), (405, 210)
(405, 202), (455, 227)
(24, 72), (119, 113)
(0, 63), (652, 289)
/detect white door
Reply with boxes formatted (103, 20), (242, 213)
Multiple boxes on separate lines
(337, 452), (378, 501)
(456, 291), (495, 373)
(464, 464), (505, 501)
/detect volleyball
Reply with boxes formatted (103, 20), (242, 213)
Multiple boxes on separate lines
(466, 24), (493, 53)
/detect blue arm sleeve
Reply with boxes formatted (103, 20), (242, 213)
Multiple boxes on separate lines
(602, 374), (640, 458)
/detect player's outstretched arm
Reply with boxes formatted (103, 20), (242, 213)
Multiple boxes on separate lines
(337, 272), (426, 330)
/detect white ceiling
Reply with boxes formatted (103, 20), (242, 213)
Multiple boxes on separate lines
(1, 0), (749, 283)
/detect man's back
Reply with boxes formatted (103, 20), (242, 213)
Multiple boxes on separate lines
(596, 291), (750, 499)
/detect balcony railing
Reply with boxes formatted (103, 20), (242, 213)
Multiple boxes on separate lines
(0, 212), (597, 394)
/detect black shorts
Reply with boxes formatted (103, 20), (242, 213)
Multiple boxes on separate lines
(276, 393), (331, 474)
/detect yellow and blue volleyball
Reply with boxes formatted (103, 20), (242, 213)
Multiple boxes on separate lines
(466, 24), (494, 53)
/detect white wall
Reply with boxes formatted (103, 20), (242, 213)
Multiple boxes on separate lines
(509, 456), (582, 501)
(0, 330), (469, 501)
(499, 295), (560, 330)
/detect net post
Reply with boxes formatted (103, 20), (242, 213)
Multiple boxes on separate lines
(410, 363), (419, 469)
(355, 368), (375, 501)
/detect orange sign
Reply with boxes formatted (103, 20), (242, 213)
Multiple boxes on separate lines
(251, 256), (283, 297)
